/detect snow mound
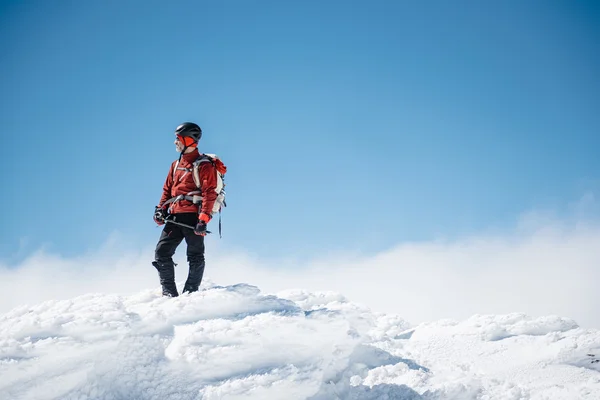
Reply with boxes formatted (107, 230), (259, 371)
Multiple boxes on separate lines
(1, 283), (599, 400)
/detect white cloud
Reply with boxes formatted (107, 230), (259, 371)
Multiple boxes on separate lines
(2, 197), (599, 329)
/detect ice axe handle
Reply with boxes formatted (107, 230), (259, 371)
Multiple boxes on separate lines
(165, 219), (211, 234)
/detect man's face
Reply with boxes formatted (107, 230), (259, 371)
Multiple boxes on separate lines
(174, 136), (185, 153)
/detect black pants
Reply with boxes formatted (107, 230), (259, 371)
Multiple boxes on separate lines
(152, 213), (205, 296)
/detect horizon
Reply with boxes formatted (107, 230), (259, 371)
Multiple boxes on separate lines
(2, 195), (599, 329)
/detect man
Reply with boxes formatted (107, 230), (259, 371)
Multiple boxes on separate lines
(152, 122), (217, 297)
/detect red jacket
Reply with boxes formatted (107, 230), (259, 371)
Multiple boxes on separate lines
(158, 149), (218, 216)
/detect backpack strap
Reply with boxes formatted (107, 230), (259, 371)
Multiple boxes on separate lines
(172, 159), (196, 183)
(172, 160), (178, 181)
(218, 209), (222, 238)
(192, 154), (215, 188)
(162, 191), (202, 208)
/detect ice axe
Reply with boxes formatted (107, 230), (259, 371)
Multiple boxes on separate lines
(164, 219), (212, 235)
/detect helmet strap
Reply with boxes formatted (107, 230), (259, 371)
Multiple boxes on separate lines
(178, 145), (187, 162)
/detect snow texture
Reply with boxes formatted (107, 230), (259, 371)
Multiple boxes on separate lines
(1, 282), (599, 400)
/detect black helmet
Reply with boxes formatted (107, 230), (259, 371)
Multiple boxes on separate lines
(175, 122), (202, 142)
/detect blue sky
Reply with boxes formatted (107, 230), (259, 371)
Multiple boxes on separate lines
(1, 0), (599, 264)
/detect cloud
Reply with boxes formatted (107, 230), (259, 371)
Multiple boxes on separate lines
(213, 222), (600, 329)
(2, 197), (599, 329)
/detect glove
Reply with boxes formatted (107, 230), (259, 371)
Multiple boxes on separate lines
(194, 221), (207, 236)
(194, 212), (212, 236)
(154, 206), (167, 225)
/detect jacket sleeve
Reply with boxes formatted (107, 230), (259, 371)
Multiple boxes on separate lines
(199, 162), (218, 216)
(158, 162), (175, 207)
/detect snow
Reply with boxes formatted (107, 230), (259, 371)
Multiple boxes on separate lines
(1, 282), (599, 400)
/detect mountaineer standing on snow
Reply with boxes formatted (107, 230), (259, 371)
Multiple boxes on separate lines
(152, 122), (227, 297)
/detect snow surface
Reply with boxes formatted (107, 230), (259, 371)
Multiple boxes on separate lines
(1, 282), (599, 400)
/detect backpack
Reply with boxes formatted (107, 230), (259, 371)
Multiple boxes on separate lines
(170, 153), (227, 236)
(191, 153), (227, 215)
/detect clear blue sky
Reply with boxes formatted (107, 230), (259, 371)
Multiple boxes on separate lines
(1, 0), (598, 263)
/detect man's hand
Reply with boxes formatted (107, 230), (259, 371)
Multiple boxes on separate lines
(154, 206), (167, 225)
(194, 212), (212, 235)
(194, 221), (207, 236)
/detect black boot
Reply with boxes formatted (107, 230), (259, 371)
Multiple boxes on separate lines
(162, 285), (179, 297)
(152, 261), (179, 297)
(182, 260), (205, 294)
(182, 283), (197, 294)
